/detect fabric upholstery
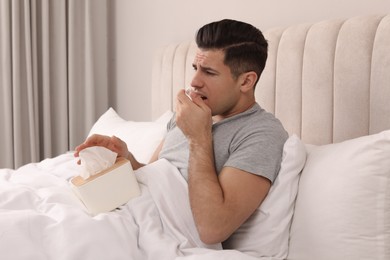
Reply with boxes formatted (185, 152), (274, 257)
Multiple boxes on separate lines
(151, 14), (390, 145)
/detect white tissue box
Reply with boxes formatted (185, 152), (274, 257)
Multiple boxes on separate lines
(70, 157), (140, 215)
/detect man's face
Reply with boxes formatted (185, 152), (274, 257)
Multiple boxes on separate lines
(190, 48), (243, 118)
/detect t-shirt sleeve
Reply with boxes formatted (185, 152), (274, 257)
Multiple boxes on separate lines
(166, 113), (177, 131)
(223, 126), (287, 183)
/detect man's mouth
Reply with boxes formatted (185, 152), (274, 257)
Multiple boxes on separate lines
(185, 89), (207, 100)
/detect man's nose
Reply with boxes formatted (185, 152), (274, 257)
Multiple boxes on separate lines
(190, 71), (203, 89)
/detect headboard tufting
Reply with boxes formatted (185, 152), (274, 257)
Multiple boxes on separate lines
(151, 14), (390, 145)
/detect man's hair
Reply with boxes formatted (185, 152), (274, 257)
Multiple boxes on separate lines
(195, 19), (268, 87)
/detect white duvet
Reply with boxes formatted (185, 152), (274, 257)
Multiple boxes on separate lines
(0, 153), (261, 260)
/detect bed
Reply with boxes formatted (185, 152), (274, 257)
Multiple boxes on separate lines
(1, 14), (389, 260)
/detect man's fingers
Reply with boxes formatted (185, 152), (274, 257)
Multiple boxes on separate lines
(74, 134), (111, 157)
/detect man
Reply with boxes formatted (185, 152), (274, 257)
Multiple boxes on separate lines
(74, 19), (288, 245)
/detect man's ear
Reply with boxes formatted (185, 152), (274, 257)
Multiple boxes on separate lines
(240, 71), (258, 93)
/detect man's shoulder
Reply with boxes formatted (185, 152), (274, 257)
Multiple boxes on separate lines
(215, 103), (288, 141)
(237, 103), (285, 130)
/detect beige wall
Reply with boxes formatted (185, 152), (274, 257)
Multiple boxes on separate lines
(111, 0), (390, 121)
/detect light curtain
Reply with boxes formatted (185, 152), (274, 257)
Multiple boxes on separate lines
(0, 0), (109, 169)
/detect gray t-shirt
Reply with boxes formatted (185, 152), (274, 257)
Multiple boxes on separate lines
(158, 103), (288, 182)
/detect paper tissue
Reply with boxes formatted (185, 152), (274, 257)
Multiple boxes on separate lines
(70, 147), (141, 215)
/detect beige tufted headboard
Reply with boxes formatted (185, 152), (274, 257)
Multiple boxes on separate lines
(151, 14), (390, 145)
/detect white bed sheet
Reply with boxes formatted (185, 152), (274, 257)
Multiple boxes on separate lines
(0, 153), (269, 260)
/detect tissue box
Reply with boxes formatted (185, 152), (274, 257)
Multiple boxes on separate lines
(70, 157), (140, 215)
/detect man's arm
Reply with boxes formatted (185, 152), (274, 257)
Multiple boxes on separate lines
(148, 139), (164, 163)
(176, 90), (271, 244)
(188, 138), (271, 244)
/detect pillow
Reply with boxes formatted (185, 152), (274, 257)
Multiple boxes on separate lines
(88, 108), (173, 164)
(287, 130), (390, 260)
(223, 135), (307, 258)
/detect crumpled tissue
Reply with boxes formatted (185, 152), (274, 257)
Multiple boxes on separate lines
(79, 146), (118, 180)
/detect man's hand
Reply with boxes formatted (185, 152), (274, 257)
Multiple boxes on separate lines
(74, 134), (144, 170)
(175, 89), (212, 143)
(74, 134), (129, 158)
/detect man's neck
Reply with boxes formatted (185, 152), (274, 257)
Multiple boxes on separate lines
(212, 101), (256, 123)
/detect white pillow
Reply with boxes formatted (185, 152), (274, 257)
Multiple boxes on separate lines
(223, 135), (307, 258)
(287, 130), (390, 260)
(87, 108), (173, 164)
